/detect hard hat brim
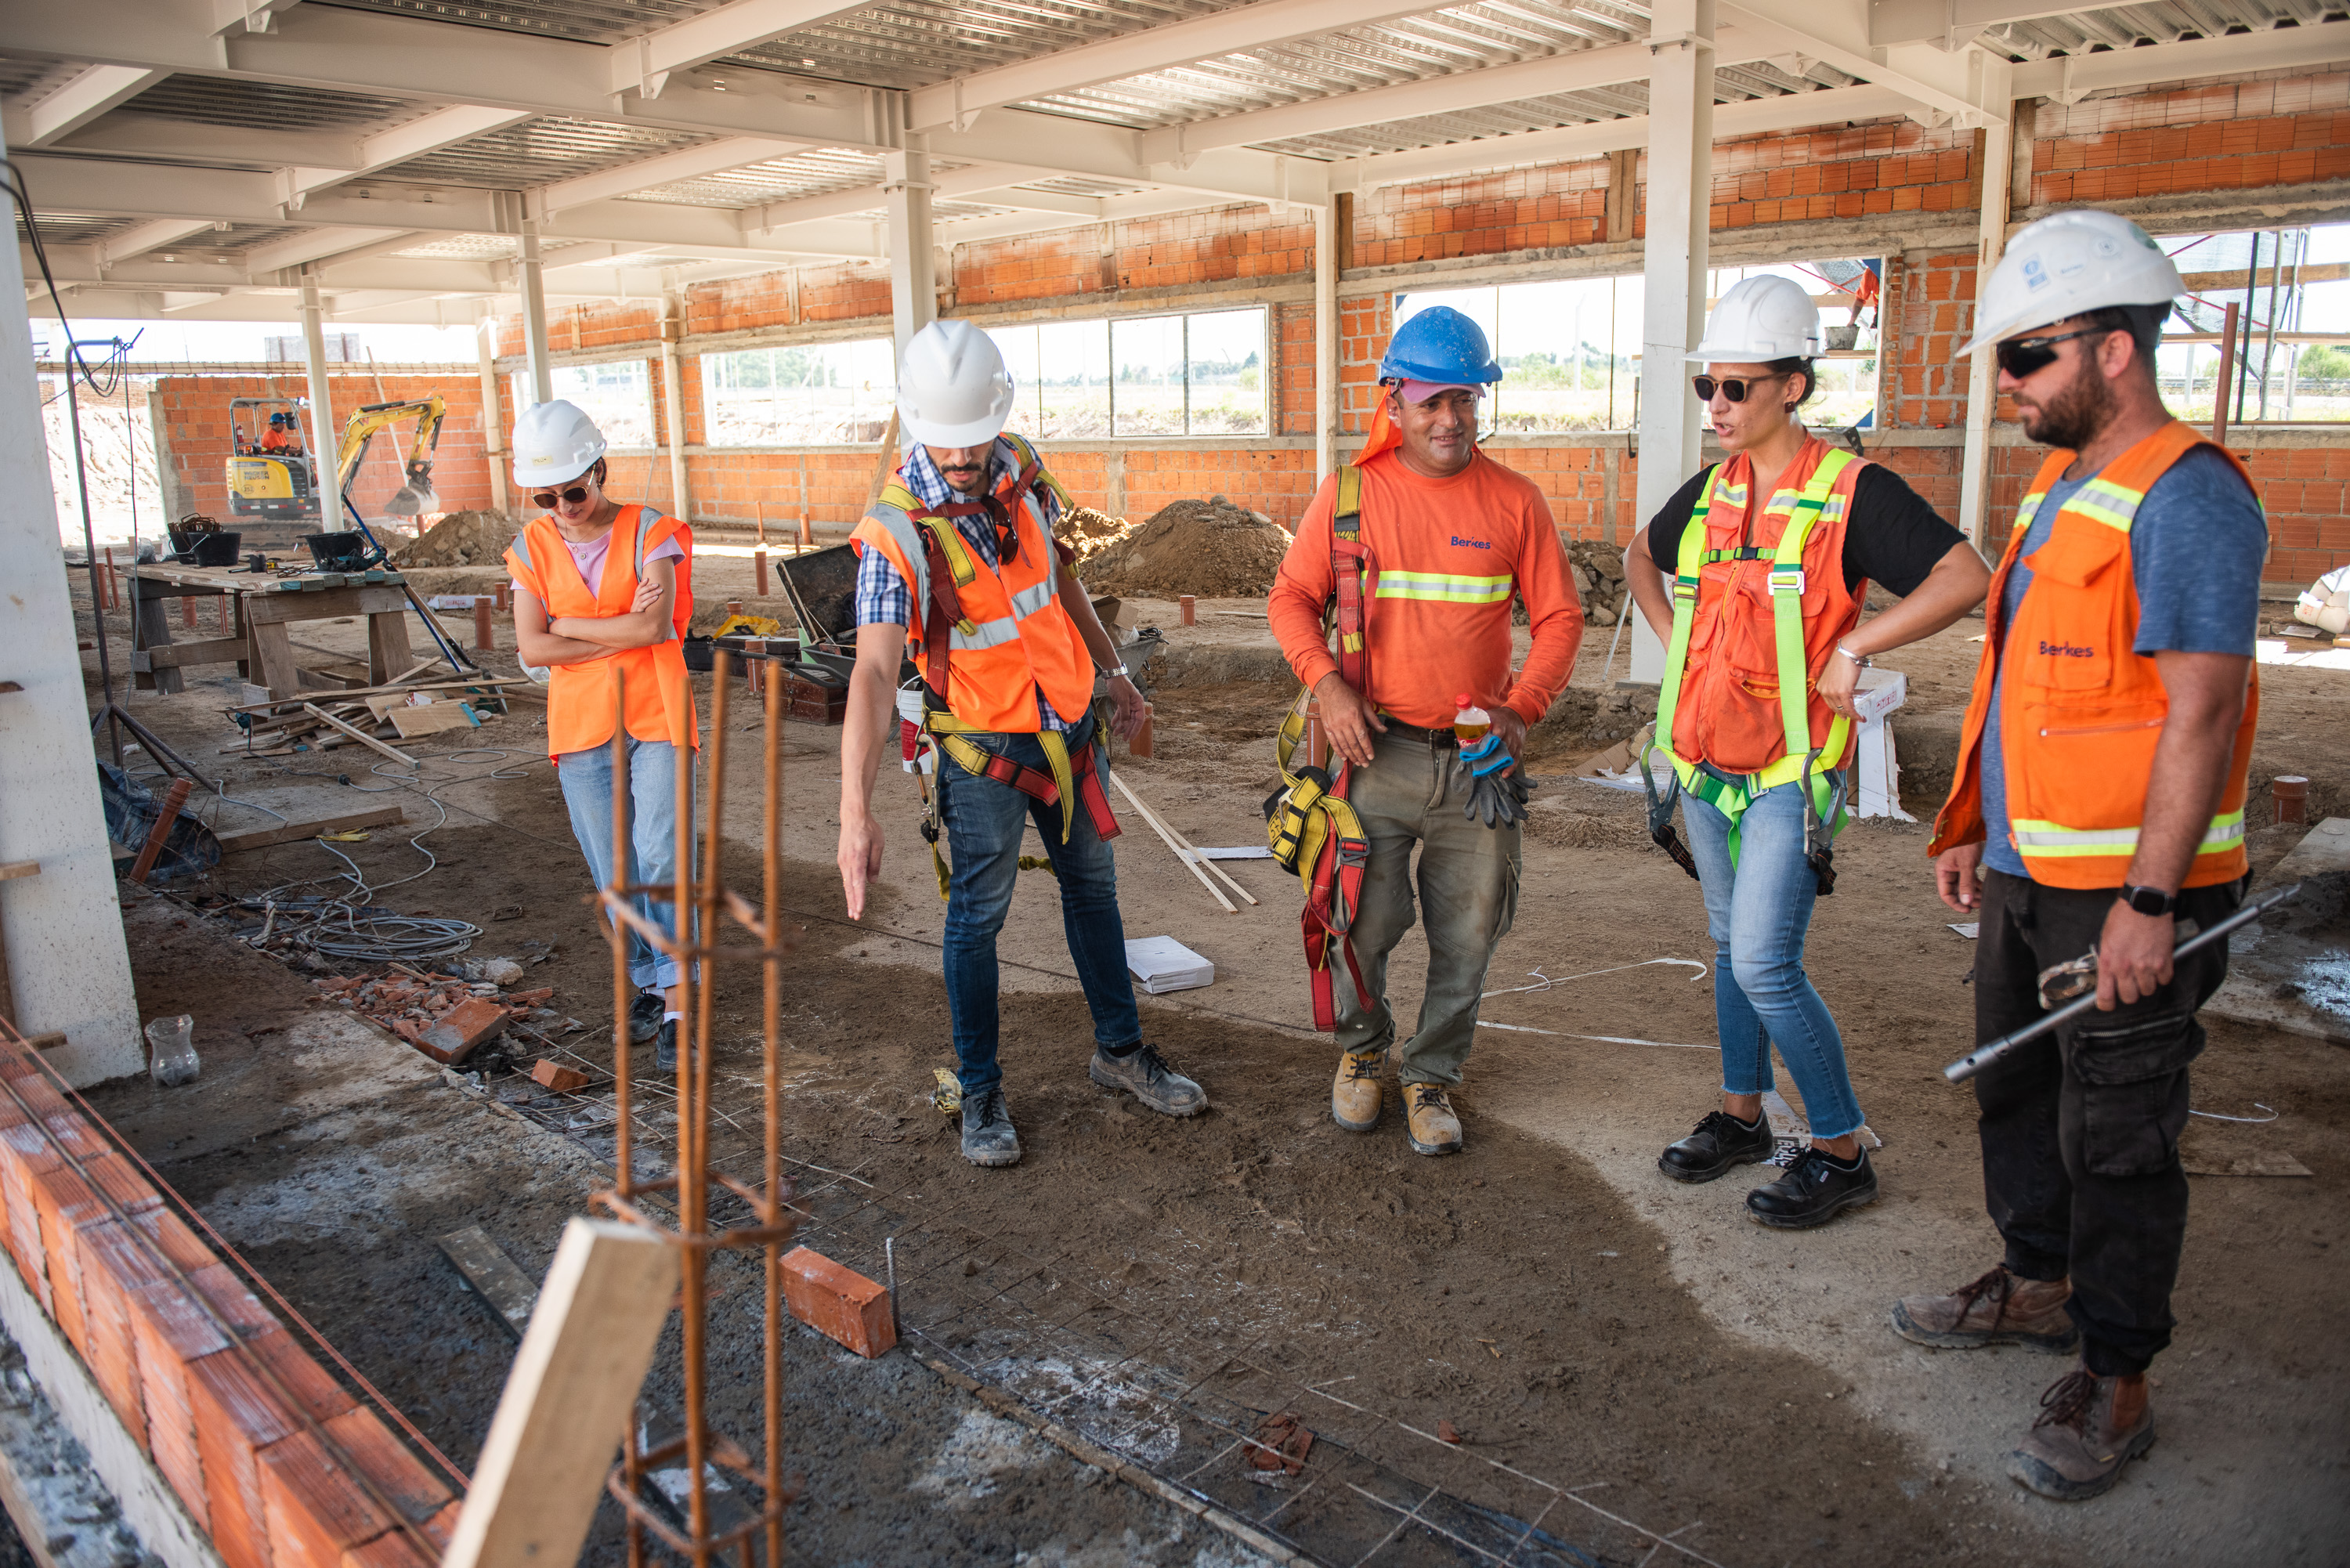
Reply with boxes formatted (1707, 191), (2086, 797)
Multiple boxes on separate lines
(897, 404), (1008, 448)
(511, 456), (602, 489)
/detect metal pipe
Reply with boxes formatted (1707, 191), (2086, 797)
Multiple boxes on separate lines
(2258, 229), (2285, 421)
(1943, 883), (2298, 1082)
(519, 222), (553, 405)
(1958, 103), (2015, 548)
(475, 303), (510, 516)
(299, 274), (344, 528)
(1314, 200), (1336, 482)
(2234, 230), (2259, 430)
(660, 290), (694, 523)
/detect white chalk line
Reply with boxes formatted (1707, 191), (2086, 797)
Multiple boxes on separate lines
(1480, 957), (1706, 999)
(1477, 1021), (1714, 1050)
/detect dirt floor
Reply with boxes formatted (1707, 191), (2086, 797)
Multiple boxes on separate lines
(64, 554), (2350, 1566)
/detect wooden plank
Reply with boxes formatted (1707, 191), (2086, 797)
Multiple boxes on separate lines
(240, 586), (405, 624)
(366, 604), (414, 685)
(212, 807), (406, 855)
(440, 1217), (678, 1568)
(299, 703), (418, 768)
(437, 1226), (542, 1337)
(248, 620), (299, 698)
(129, 636), (249, 672)
(231, 674), (529, 713)
(389, 703), (477, 739)
(0, 862), (38, 883)
(862, 407), (900, 516)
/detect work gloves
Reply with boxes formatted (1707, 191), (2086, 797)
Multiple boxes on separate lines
(1458, 734), (1530, 829)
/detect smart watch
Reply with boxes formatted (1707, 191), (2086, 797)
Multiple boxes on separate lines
(2118, 883), (2177, 917)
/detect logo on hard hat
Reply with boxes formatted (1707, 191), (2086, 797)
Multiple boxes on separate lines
(2023, 255), (2049, 291)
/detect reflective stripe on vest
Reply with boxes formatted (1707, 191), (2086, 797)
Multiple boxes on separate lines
(1648, 447), (1857, 831)
(1372, 569), (1514, 605)
(2009, 810), (2247, 860)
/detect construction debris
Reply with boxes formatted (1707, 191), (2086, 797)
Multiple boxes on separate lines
(392, 510), (519, 568)
(1079, 495), (1292, 599)
(1056, 504), (1137, 564)
(780, 1245), (897, 1359)
(530, 1059), (591, 1093)
(312, 969), (551, 1064)
(1565, 540), (1626, 627)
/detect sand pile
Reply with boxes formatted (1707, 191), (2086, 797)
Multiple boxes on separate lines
(395, 510), (519, 568)
(1079, 494), (1293, 598)
(1567, 539), (1626, 626)
(1055, 504), (1135, 564)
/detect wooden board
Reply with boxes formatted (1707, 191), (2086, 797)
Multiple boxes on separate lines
(239, 586), (406, 624)
(438, 1225), (542, 1337)
(128, 636), (249, 672)
(389, 703), (478, 739)
(440, 1218), (678, 1568)
(212, 807), (406, 855)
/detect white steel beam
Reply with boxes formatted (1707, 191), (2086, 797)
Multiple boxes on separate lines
(1631, 0), (1716, 685)
(98, 218), (219, 265)
(2010, 21), (2350, 102)
(1138, 29), (1764, 162)
(56, 114), (363, 167)
(885, 146), (935, 364)
(519, 223), (552, 404)
(1314, 201), (1335, 483)
(9, 64), (164, 147)
(1719, 1), (1990, 124)
(533, 136), (814, 215)
(242, 226), (415, 274)
(299, 273), (345, 525)
(210, 0), (307, 36)
(606, 0), (876, 99)
(926, 187), (1234, 248)
(476, 303), (511, 516)
(278, 103), (536, 207)
(906, 0), (1440, 133)
(1957, 56), (2014, 546)
(935, 111), (1329, 207)
(1871, 0), (2110, 48)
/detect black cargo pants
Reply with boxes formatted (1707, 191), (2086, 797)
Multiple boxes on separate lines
(1972, 868), (2241, 1376)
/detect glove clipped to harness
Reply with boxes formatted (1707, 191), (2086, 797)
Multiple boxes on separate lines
(1457, 732), (1530, 829)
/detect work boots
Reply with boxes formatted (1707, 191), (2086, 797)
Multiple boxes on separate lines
(1332, 1044), (1387, 1133)
(1891, 1264), (2080, 1353)
(1658, 1109), (1776, 1183)
(1404, 1083), (1462, 1157)
(1089, 1043), (1207, 1117)
(960, 1086), (1021, 1168)
(2007, 1367), (2154, 1501)
(1744, 1145), (1877, 1228)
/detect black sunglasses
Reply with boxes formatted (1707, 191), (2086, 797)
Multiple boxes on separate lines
(531, 483), (593, 509)
(1995, 326), (2107, 381)
(1691, 372), (1789, 404)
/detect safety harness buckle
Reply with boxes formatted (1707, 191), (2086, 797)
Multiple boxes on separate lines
(1767, 565), (1806, 596)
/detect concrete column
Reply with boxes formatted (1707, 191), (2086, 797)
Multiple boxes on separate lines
(519, 222), (553, 405)
(884, 145), (937, 365)
(659, 291), (693, 523)
(1629, 0), (1716, 683)
(475, 302), (511, 517)
(1958, 73), (2016, 547)
(0, 128), (143, 1086)
(1314, 201), (1338, 482)
(299, 274), (344, 529)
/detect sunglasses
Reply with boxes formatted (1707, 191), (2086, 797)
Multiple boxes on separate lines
(1691, 372), (1789, 404)
(531, 483), (593, 509)
(1994, 326), (2109, 381)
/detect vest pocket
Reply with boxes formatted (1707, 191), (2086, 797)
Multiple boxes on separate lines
(2070, 1010), (2201, 1177)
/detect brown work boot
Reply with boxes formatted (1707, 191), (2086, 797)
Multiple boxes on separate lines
(1891, 1264), (2079, 1353)
(1404, 1082), (1462, 1157)
(1332, 1044), (1386, 1133)
(2007, 1367), (2154, 1501)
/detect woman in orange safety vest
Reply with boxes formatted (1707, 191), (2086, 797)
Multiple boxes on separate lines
(504, 399), (698, 1071)
(1625, 275), (1988, 1230)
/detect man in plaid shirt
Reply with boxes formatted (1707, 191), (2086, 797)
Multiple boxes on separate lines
(837, 321), (1202, 1169)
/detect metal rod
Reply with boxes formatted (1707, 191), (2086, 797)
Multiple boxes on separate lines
(611, 672), (634, 1200)
(677, 661), (709, 1565)
(2212, 301), (2240, 446)
(2236, 231), (2259, 430)
(1943, 883), (2298, 1082)
(2259, 228), (2285, 421)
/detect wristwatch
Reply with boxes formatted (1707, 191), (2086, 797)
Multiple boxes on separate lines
(1097, 662), (1131, 682)
(2118, 883), (2178, 917)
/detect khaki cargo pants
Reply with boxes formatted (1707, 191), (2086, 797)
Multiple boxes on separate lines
(1329, 726), (1521, 1085)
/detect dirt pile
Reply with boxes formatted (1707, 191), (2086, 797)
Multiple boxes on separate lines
(1567, 538), (1626, 626)
(1054, 504), (1136, 564)
(1078, 494), (1292, 598)
(394, 509), (519, 568)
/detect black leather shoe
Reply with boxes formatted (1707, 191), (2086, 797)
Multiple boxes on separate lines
(1658, 1109), (1775, 1183)
(628, 990), (665, 1045)
(653, 1017), (678, 1074)
(1747, 1146), (1878, 1229)
(960, 1086), (1021, 1168)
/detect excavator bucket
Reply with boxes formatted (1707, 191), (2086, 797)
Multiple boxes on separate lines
(385, 459), (440, 517)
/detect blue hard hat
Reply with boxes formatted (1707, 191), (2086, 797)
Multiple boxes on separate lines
(1379, 305), (1502, 385)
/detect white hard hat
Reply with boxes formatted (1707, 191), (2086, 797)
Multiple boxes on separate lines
(512, 399), (607, 489)
(896, 320), (1015, 447)
(1958, 209), (2182, 356)
(1686, 275), (1823, 363)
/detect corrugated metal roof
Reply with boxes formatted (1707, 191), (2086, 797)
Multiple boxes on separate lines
(392, 232), (525, 259)
(371, 115), (715, 186)
(313, 0), (716, 46)
(616, 146), (982, 207)
(113, 74), (421, 132)
(726, 0), (1252, 90)
(13, 212), (144, 248)
(1979, 0), (2334, 57)
(0, 54), (73, 99)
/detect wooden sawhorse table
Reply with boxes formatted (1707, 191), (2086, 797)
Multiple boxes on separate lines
(128, 563), (416, 699)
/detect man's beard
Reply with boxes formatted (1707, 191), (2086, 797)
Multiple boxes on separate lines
(2018, 356), (2117, 450)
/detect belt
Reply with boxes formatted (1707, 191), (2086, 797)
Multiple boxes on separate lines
(1379, 719), (1459, 749)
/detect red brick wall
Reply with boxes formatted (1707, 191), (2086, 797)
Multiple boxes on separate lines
(157, 373), (494, 531)
(2029, 70), (2350, 205)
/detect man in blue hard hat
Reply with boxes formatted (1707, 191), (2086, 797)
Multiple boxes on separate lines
(1267, 305), (1581, 1156)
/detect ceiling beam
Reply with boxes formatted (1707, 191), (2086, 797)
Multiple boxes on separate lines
(99, 218), (223, 265)
(243, 226), (419, 274)
(1327, 81), (1911, 189)
(1870, 0), (2091, 49)
(533, 136), (815, 215)
(606, 0), (876, 99)
(1136, 29), (1779, 162)
(935, 110), (1329, 207)
(904, 0), (1443, 133)
(8, 64), (166, 147)
(277, 103), (537, 206)
(739, 162), (1046, 232)
(56, 114), (364, 167)
(2008, 20), (2350, 102)
(1719, 0), (1994, 123)
(208, 0), (308, 38)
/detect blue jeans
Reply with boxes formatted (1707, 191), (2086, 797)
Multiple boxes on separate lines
(936, 717), (1140, 1095)
(557, 738), (692, 992)
(1682, 775), (1866, 1140)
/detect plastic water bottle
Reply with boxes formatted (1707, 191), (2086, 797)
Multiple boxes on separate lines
(1453, 694), (1491, 745)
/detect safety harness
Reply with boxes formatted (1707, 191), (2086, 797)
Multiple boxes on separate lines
(1264, 464), (1376, 1031)
(1641, 448), (1856, 896)
(888, 434), (1121, 901)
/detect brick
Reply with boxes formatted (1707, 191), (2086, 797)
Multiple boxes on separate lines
(530, 1059), (591, 1093)
(780, 1245), (896, 1358)
(187, 1328), (364, 1568)
(413, 997), (508, 1064)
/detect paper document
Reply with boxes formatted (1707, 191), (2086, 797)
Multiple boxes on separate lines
(1125, 935), (1214, 994)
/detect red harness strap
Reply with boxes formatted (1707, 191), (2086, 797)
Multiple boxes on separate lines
(941, 726), (1122, 844)
(1300, 760), (1371, 1031)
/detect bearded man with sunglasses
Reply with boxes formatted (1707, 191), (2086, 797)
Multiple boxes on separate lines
(1899, 211), (2268, 1503)
(1628, 274), (1987, 1227)
(504, 399), (699, 1071)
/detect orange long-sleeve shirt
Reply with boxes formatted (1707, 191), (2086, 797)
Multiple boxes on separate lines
(1268, 449), (1582, 730)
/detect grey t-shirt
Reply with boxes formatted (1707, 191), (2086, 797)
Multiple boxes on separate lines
(1980, 443), (2267, 877)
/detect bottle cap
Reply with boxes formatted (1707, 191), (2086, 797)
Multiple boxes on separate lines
(1455, 692), (1473, 707)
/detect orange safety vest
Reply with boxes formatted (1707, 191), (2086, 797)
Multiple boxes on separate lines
(849, 443), (1094, 735)
(1929, 420), (2260, 891)
(1663, 438), (1871, 777)
(504, 504), (698, 759)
